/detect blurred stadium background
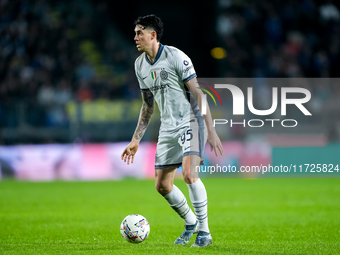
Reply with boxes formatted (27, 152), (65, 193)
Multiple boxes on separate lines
(0, 0), (340, 180)
(1, 1), (340, 254)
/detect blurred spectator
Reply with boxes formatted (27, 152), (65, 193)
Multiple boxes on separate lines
(76, 80), (93, 102)
(216, 0), (340, 78)
(320, 1), (340, 21)
(0, 0), (137, 135)
(37, 83), (54, 107)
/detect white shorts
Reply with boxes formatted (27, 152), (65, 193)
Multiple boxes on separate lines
(155, 118), (207, 169)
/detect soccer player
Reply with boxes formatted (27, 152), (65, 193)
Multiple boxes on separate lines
(121, 14), (223, 247)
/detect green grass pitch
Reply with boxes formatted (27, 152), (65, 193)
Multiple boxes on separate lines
(1, 178), (339, 254)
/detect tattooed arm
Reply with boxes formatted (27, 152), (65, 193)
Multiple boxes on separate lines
(132, 90), (155, 141)
(121, 90), (155, 164)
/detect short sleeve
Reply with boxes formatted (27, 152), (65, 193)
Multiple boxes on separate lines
(173, 49), (197, 83)
(134, 58), (149, 91)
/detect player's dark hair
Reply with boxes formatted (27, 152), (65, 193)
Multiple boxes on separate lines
(134, 14), (163, 42)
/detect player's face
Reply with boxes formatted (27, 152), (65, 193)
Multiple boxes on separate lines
(134, 25), (152, 52)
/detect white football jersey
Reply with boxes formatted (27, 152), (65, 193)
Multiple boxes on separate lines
(135, 44), (202, 132)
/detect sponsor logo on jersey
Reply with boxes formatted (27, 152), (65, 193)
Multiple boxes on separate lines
(151, 71), (157, 80)
(150, 84), (170, 91)
(160, 68), (168, 80)
(183, 65), (193, 73)
(183, 60), (189, 66)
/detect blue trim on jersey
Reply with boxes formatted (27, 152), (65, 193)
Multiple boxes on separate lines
(183, 151), (200, 157)
(155, 162), (182, 169)
(140, 88), (150, 92)
(183, 73), (197, 83)
(198, 124), (204, 158)
(184, 85), (205, 127)
(145, 44), (164, 65)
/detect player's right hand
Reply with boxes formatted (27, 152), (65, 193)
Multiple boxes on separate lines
(121, 141), (139, 165)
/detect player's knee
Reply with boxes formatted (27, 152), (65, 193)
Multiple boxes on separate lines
(155, 181), (172, 196)
(182, 171), (195, 184)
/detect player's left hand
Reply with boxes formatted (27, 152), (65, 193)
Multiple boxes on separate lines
(207, 131), (224, 156)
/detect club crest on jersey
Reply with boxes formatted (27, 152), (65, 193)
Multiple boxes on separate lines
(160, 68), (168, 80)
(151, 71), (157, 80)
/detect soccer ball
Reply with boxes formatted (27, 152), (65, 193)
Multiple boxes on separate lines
(120, 214), (150, 243)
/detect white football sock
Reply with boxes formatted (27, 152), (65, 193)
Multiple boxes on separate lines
(163, 184), (197, 226)
(187, 178), (210, 233)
